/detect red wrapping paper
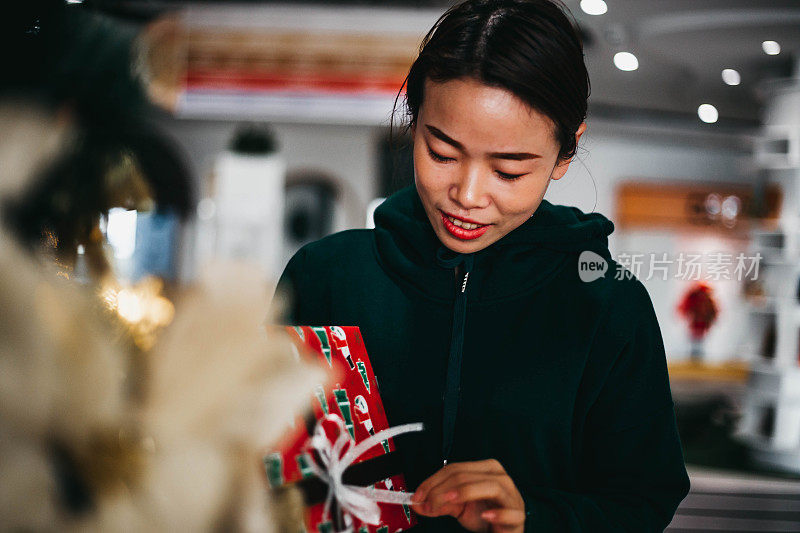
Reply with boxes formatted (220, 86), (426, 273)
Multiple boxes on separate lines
(264, 325), (417, 533)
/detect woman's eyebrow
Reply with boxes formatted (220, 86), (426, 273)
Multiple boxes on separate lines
(424, 124), (541, 160)
(425, 124), (464, 151)
(490, 151), (542, 161)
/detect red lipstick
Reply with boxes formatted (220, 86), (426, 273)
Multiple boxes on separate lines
(442, 211), (486, 225)
(440, 211), (490, 240)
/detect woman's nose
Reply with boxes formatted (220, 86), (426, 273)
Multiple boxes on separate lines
(450, 165), (490, 211)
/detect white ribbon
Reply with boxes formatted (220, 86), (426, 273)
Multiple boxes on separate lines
(307, 413), (424, 531)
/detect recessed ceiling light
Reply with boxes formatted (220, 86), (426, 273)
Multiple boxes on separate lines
(721, 69), (741, 86)
(762, 40), (781, 55)
(613, 52), (638, 71)
(580, 0), (608, 15)
(698, 104), (719, 124)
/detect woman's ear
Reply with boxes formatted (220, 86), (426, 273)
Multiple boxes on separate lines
(550, 121), (587, 181)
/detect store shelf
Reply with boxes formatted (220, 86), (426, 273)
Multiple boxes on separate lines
(175, 90), (399, 125)
(667, 466), (800, 532)
(668, 360), (751, 382)
(686, 463), (800, 491)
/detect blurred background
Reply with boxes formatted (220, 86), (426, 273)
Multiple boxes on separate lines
(3, 0), (800, 530)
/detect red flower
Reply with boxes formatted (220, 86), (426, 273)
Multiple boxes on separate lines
(677, 281), (719, 339)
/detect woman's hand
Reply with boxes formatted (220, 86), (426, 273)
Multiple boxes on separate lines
(409, 459), (526, 532)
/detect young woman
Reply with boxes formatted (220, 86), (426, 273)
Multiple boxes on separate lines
(273, 1), (690, 531)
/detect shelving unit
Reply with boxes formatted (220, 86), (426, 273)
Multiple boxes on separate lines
(733, 74), (800, 475)
(168, 5), (439, 126)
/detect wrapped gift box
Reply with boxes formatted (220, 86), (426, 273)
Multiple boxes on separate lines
(265, 325), (418, 533)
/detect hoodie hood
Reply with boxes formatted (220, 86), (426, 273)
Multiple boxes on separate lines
(373, 185), (614, 303)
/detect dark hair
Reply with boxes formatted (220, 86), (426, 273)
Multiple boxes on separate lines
(397, 0), (589, 161)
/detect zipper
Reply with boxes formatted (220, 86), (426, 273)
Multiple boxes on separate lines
(441, 255), (473, 467)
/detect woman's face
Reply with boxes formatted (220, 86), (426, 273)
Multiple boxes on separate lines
(413, 77), (585, 254)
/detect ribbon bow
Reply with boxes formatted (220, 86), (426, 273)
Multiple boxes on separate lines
(307, 413), (424, 530)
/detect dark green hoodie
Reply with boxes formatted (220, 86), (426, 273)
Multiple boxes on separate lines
(272, 184), (690, 532)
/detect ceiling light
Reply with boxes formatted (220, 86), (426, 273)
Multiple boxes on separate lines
(580, 0), (608, 16)
(722, 195), (741, 219)
(705, 193), (721, 216)
(698, 104), (719, 124)
(613, 52), (638, 72)
(762, 40), (781, 55)
(721, 69), (741, 86)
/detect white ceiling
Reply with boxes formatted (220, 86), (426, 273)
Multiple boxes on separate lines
(562, 0), (800, 126)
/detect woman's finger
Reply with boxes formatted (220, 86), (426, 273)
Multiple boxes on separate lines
(412, 459), (505, 503)
(411, 499), (464, 518)
(481, 508), (526, 529)
(444, 478), (512, 508)
(424, 474), (510, 515)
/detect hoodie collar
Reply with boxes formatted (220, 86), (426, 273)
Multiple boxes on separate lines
(373, 185), (614, 303)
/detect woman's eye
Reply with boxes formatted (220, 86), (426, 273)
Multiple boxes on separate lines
(427, 147), (455, 163)
(497, 171), (526, 181)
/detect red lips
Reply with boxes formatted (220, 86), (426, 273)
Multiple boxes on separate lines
(440, 212), (490, 240)
(442, 211), (487, 225)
